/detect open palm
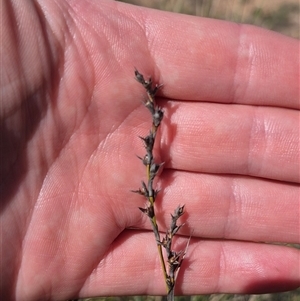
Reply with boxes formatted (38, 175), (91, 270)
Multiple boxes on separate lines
(1, 1), (299, 300)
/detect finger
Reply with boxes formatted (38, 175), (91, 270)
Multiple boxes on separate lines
(158, 101), (299, 183)
(128, 5), (299, 109)
(66, 1), (299, 110)
(82, 230), (300, 297)
(146, 170), (299, 244)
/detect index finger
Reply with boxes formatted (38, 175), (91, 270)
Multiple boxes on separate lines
(133, 7), (299, 109)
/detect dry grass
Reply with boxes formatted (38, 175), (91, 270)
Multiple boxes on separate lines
(118, 0), (299, 38)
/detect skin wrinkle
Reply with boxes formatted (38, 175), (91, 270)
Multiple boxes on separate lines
(216, 242), (226, 293)
(262, 111), (297, 166)
(54, 1), (77, 50)
(44, 9), (96, 188)
(233, 24), (246, 104)
(246, 42), (257, 101)
(220, 177), (234, 240)
(66, 77), (101, 218)
(233, 25), (254, 105)
(2, 4), (25, 115)
(263, 115), (276, 175)
(226, 177), (242, 240)
(233, 178), (258, 241)
(247, 106), (265, 177)
(27, 3), (78, 170)
(141, 9), (155, 53)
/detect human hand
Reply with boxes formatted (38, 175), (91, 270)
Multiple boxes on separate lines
(1, 1), (299, 300)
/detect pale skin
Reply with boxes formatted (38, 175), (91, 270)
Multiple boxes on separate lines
(1, 0), (299, 300)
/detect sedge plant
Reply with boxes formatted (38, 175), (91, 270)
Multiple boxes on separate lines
(132, 69), (190, 301)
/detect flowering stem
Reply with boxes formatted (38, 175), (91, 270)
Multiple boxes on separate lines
(132, 69), (187, 300)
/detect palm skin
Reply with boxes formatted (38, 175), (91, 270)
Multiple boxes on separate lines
(1, 1), (299, 300)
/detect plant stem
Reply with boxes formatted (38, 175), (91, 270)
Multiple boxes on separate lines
(133, 69), (188, 301)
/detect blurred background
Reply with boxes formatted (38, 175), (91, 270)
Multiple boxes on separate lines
(118, 0), (299, 38)
(80, 1), (299, 301)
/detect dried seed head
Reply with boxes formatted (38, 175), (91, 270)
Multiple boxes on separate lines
(134, 68), (146, 85)
(139, 205), (154, 218)
(131, 189), (144, 195)
(141, 181), (148, 194)
(147, 184), (155, 199)
(135, 68), (162, 104)
(170, 211), (184, 234)
(170, 223), (184, 236)
(151, 83), (163, 96)
(160, 237), (168, 248)
(153, 108), (164, 127)
(139, 133), (155, 153)
(137, 153), (152, 166)
(131, 181), (149, 197)
(139, 207), (148, 215)
(149, 162), (164, 179)
(134, 69), (189, 299)
(168, 250), (182, 264)
(174, 205), (185, 218)
(166, 276), (175, 292)
(144, 98), (155, 114)
(154, 189), (160, 198)
(134, 69), (153, 92)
